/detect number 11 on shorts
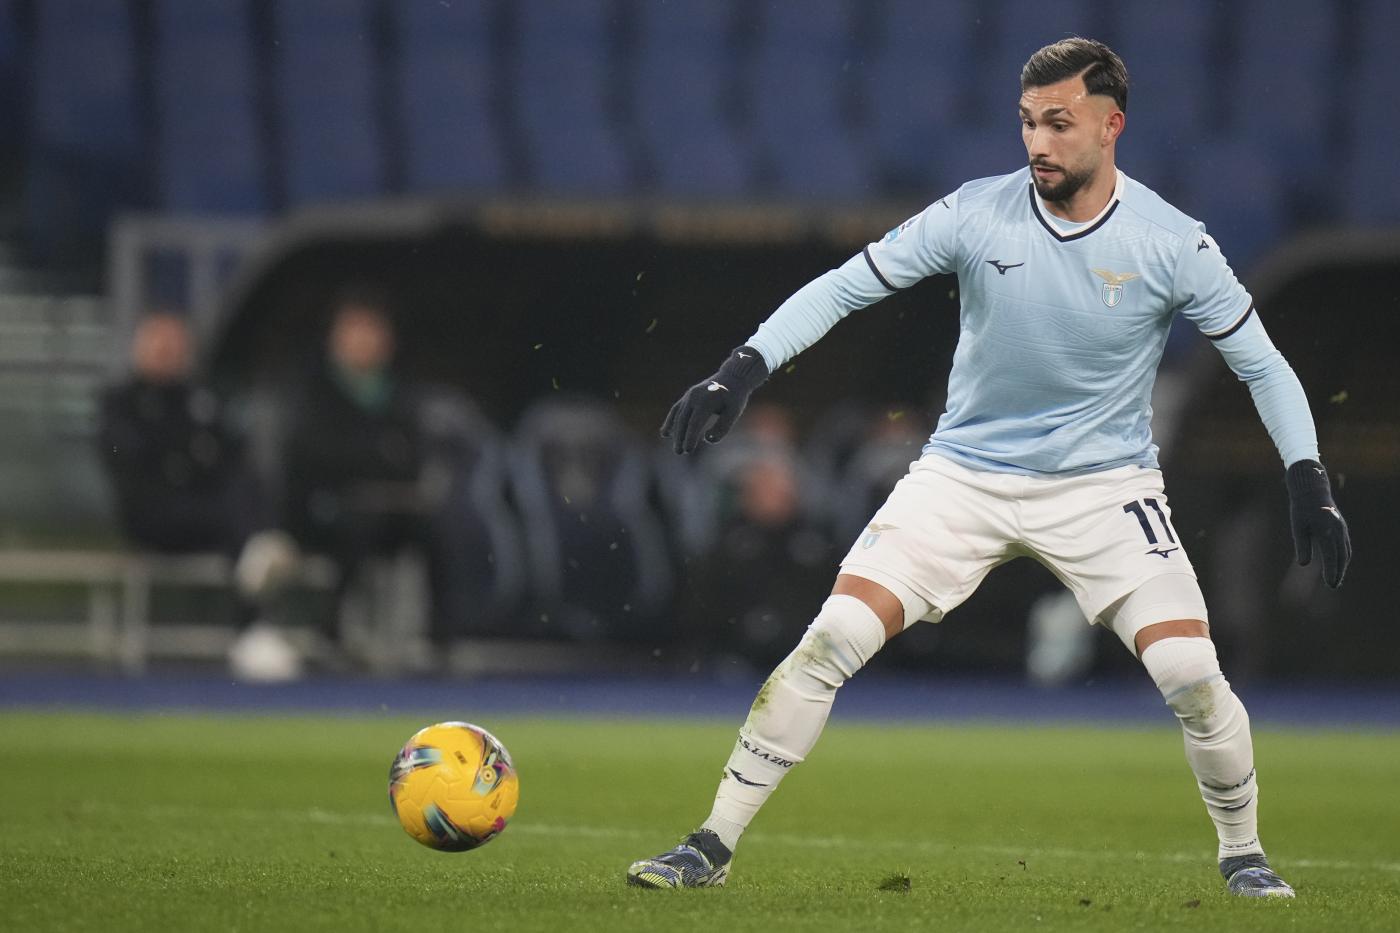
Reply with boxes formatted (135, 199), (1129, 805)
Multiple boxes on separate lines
(1122, 498), (1177, 545)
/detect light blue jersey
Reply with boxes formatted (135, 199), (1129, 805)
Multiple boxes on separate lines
(747, 167), (1318, 476)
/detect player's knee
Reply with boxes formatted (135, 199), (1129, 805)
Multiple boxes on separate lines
(1141, 636), (1244, 736)
(781, 594), (886, 689)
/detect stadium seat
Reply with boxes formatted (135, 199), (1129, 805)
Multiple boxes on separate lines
(1177, 138), (1285, 274)
(971, 0), (1097, 119)
(1344, 0), (1400, 224)
(862, 0), (979, 192)
(391, 0), (505, 193)
(1230, 1), (1338, 198)
(26, 0), (143, 256)
(510, 398), (672, 641)
(272, 0), (385, 205)
(152, 0), (268, 213)
(0, 0), (20, 134)
(749, 0), (873, 200)
(933, 126), (1025, 190)
(512, 0), (632, 195)
(417, 391), (525, 636)
(633, 0), (755, 197)
(832, 429), (925, 543)
(1113, 0), (1215, 197)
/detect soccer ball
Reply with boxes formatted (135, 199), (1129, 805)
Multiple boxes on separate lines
(388, 722), (519, 851)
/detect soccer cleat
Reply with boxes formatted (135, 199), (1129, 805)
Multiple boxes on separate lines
(626, 830), (732, 889)
(1220, 854), (1296, 898)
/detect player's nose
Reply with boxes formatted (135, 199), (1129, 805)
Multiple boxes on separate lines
(1026, 128), (1052, 158)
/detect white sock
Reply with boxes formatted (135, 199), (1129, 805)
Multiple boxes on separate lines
(701, 595), (885, 851)
(1141, 636), (1264, 860)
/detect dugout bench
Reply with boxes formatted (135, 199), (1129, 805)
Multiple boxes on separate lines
(0, 549), (339, 675)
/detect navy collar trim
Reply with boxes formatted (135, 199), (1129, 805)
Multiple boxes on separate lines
(1028, 183), (1120, 242)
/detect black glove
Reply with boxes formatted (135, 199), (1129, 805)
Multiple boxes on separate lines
(1285, 459), (1351, 588)
(659, 346), (769, 454)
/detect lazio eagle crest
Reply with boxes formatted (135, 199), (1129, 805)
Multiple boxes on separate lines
(1091, 268), (1141, 308)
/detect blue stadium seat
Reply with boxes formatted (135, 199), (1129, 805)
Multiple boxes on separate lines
(0, 0), (19, 110)
(1114, 0), (1215, 158)
(152, 0), (267, 214)
(1177, 138), (1285, 273)
(1230, 0), (1338, 189)
(512, 0), (631, 195)
(1344, 0), (1400, 224)
(273, 0), (384, 205)
(417, 391), (526, 636)
(933, 127), (1024, 191)
(391, 0), (505, 193)
(27, 0), (143, 255)
(863, 0), (978, 192)
(971, 0), (1097, 120)
(0, 0), (21, 187)
(511, 398), (673, 640)
(1113, 0), (1214, 194)
(749, 0), (872, 200)
(633, 0), (755, 197)
(30, 0), (139, 159)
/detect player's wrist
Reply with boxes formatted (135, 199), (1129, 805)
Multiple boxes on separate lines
(1284, 459), (1333, 502)
(716, 345), (769, 393)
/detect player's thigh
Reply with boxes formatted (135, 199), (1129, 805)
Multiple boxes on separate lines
(1024, 466), (1203, 639)
(838, 456), (1019, 632)
(1099, 573), (1210, 656)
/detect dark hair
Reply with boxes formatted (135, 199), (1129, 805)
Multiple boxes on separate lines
(331, 282), (394, 316)
(1021, 38), (1128, 112)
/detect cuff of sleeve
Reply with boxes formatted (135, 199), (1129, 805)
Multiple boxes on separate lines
(742, 332), (785, 375)
(720, 345), (770, 389)
(1285, 459), (1331, 497)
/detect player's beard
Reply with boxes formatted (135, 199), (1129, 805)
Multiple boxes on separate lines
(1030, 158), (1095, 204)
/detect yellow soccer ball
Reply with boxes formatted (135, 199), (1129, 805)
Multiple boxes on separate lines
(388, 722), (519, 851)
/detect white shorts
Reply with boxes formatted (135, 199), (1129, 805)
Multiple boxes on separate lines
(840, 454), (1207, 638)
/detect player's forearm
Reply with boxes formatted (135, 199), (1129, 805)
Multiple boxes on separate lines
(1243, 365), (1320, 467)
(1213, 319), (1320, 466)
(746, 253), (889, 371)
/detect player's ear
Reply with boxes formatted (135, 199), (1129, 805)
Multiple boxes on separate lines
(1103, 109), (1124, 146)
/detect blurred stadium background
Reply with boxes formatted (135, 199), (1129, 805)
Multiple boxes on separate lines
(0, 0), (1395, 688)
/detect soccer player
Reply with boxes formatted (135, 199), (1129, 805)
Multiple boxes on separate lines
(627, 38), (1350, 897)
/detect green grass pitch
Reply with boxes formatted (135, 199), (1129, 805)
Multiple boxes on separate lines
(1, 710), (1398, 932)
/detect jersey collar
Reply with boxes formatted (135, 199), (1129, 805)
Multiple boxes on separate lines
(1029, 169), (1124, 242)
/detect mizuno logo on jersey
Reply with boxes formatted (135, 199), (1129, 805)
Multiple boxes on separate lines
(1091, 268), (1141, 308)
(985, 259), (1024, 275)
(1146, 546), (1179, 559)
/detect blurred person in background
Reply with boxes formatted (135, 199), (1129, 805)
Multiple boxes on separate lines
(98, 311), (301, 680)
(683, 406), (832, 671)
(282, 286), (478, 666)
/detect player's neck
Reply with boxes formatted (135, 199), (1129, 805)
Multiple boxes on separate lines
(1042, 163), (1119, 223)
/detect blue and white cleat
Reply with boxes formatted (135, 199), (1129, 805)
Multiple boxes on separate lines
(1220, 854), (1296, 898)
(627, 830), (732, 889)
